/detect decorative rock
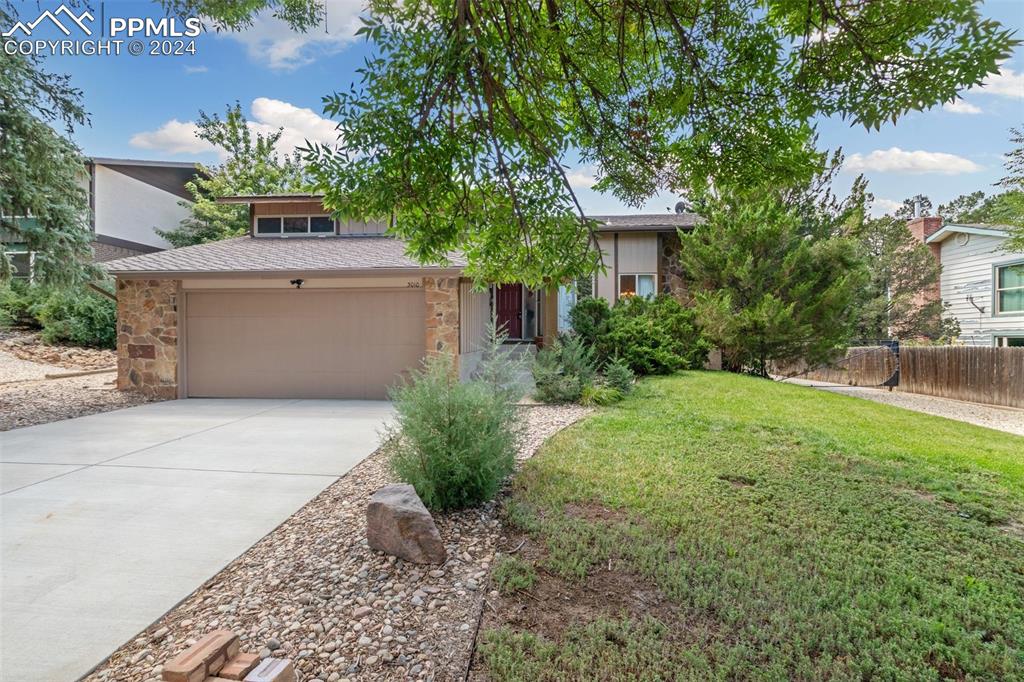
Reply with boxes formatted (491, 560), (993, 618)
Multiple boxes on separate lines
(365, 485), (446, 564)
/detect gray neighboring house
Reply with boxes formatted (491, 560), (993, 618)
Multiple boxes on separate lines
(4, 157), (199, 277)
(911, 216), (1024, 346)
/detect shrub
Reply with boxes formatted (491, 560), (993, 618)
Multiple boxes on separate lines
(580, 383), (624, 406)
(603, 358), (635, 394)
(532, 335), (596, 404)
(570, 295), (708, 375)
(35, 287), (116, 348)
(0, 282), (116, 348)
(0, 280), (49, 328)
(472, 317), (530, 403)
(567, 296), (610, 349)
(387, 354), (520, 511)
(492, 555), (538, 594)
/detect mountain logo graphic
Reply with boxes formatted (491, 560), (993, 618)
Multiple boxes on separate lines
(3, 4), (94, 37)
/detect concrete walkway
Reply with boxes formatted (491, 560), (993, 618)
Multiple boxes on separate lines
(0, 399), (393, 682)
(783, 378), (1024, 436)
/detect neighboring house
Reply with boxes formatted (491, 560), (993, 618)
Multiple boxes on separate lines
(3, 157), (199, 278)
(910, 216), (1024, 347)
(103, 194), (698, 400)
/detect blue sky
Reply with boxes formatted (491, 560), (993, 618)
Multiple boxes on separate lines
(16, 0), (1024, 216)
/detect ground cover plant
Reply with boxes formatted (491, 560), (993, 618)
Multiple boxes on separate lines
(477, 372), (1024, 681)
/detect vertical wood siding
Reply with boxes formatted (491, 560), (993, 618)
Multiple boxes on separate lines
(459, 280), (489, 352)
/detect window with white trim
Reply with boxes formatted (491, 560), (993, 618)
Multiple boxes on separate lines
(619, 273), (656, 299)
(995, 336), (1024, 347)
(995, 263), (1024, 314)
(255, 215), (335, 236)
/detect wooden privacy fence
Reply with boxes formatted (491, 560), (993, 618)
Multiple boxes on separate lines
(797, 346), (1024, 409)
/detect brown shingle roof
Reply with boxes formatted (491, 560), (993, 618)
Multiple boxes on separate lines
(103, 236), (465, 276)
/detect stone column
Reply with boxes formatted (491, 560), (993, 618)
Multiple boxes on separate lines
(658, 232), (689, 301)
(116, 278), (179, 399)
(423, 276), (460, 370)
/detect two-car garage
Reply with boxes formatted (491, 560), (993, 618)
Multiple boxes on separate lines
(183, 288), (426, 400)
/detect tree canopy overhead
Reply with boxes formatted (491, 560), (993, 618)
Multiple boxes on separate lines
(287, 0), (1014, 283)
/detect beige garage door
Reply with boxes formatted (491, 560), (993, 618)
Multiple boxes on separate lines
(185, 289), (425, 399)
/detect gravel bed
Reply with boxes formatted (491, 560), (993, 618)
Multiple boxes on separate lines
(0, 373), (154, 431)
(1, 329), (117, 370)
(786, 378), (1024, 436)
(0, 348), (53, 384)
(83, 405), (592, 682)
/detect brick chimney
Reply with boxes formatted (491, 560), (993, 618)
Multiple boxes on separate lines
(906, 215), (943, 319)
(906, 216), (943, 246)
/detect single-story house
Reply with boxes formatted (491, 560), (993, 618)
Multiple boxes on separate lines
(103, 194), (698, 399)
(916, 219), (1023, 347)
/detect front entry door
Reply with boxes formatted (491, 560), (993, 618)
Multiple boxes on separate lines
(495, 284), (523, 338)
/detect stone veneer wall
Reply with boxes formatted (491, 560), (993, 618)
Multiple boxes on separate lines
(658, 232), (689, 301)
(116, 279), (179, 399)
(423, 276), (460, 368)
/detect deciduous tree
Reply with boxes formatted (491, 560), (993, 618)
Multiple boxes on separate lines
(184, 0), (1015, 280)
(158, 103), (307, 248)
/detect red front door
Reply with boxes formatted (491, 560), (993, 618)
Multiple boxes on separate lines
(495, 284), (523, 338)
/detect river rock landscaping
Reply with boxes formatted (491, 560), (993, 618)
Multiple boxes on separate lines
(82, 404), (590, 682)
(0, 330), (151, 431)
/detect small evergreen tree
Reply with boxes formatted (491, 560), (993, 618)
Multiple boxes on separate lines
(158, 103), (307, 247)
(1, 2), (96, 285)
(679, 193), (867, 376)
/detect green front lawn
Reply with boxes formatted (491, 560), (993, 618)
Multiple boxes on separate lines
(480, 372), (1024, 681)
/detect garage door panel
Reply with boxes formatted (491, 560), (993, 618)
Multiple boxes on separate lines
(186, 290), (425, 399)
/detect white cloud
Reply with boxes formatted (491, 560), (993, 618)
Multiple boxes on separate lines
(943, 99), (982, 115)
(247, 97), (338, 153)
(564, 166), (597, 190)
(870, 198), (902, 217)
(215, 0), (365, 71)
(130, 119), (218, 156)
(976, 64), (1024, 100)
(183, 65), (208, 74)
(130, 98), (338, 159)
(843, 147), (983, 175)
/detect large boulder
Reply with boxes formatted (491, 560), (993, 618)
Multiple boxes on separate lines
(366, 484), (447, 564)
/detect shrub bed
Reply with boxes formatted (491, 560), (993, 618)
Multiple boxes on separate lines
(0, 281), (116, 348)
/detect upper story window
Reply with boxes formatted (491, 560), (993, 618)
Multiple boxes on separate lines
(255, 215), (335, 236)
(619, 273), (656, 299)
(996, 263), (1024, 314)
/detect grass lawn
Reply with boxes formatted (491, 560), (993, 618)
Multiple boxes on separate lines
(477, 372), (1024, 681)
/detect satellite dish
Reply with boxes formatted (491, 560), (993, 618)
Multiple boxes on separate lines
(674, 200), (688, 214)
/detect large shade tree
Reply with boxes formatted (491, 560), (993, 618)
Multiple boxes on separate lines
(110, 2), (1024, 281)
(269, 0), (1012, 284)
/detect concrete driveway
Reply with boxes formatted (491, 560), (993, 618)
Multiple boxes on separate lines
(0, 399), (393, 682)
